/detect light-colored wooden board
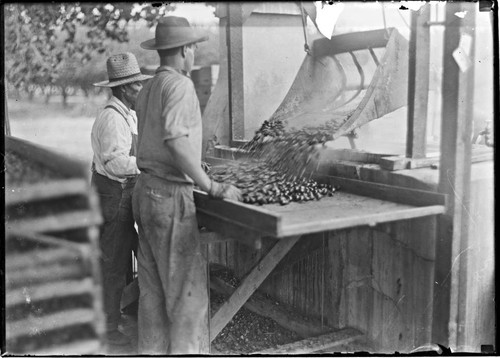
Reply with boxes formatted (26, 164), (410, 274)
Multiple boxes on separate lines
(195, 175), (445, 239)
(29, 339), (101, 355)
(6, 308), (96, 340)
(254, 327), (364, 354)
(7, 278), (94, 307)
(6, 209), (103, 233)
(6, 178), (89, 205)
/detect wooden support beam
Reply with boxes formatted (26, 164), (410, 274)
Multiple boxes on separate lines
(254, 327), (364, 354)
(432, 2), (476, 350)
(210, 235), (301, 341)
(406, 4), (431, 159)
(5, 92), (11, 136)
(210, 276), (333, 339)
(227, 3), (245, 144)
(380, 146), (492, 171)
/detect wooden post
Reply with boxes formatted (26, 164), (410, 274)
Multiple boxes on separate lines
(406, 4), (431, 159)
(227, 3), (245, 145)
(432, 2), (476, 350)
(5, 92), (11, 136)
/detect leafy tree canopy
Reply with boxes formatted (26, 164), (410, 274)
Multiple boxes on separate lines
(4, 3), (176, 91)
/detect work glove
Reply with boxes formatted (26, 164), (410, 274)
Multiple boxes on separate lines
(209, 180), (242, 201)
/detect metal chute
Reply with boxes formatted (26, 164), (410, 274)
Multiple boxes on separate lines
(268, 27), (409, 141)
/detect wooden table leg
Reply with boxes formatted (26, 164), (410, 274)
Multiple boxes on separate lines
(210, 235), (301, 342)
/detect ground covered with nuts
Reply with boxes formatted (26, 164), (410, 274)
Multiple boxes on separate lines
(210, 267), (301, 354)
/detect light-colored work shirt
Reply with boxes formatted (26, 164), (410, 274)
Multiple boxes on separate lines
(91, 96), (140, 183)
(135, 66), (202, 184)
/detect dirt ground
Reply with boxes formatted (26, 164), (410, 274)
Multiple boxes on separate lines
(7, 96), (105, 170)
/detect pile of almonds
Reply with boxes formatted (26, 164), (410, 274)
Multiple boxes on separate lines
(5, 150), (62, 186)
(244, 118), (347, 179)
(209, 161), (338, 206)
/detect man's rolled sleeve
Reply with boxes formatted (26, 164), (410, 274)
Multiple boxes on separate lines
(161, 78), (193, 141)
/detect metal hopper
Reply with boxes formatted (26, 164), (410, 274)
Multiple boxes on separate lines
(269, 27), (409, 141)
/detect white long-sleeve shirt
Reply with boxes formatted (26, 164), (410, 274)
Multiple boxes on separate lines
(91, 96), (140, 183)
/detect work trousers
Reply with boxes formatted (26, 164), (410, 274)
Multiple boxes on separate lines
(132, 172), (209, 355)
(91, 172), (138, 332)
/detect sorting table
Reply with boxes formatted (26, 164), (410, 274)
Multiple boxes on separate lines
(194, 174), (447, 341)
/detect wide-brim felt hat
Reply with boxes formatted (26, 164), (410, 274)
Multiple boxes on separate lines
(140, 16), (208, 50)
(94, 52), (153, 87)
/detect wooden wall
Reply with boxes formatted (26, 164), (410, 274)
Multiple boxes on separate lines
(208, 216), (437, 353)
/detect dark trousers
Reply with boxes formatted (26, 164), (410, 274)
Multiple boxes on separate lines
(91, 172), (138, 332)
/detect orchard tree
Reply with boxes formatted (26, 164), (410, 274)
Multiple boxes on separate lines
(4, 2), (176, 105)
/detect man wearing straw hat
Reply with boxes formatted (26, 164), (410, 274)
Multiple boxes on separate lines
(133, 17), (241, 354)
(91, 52), (152, 347)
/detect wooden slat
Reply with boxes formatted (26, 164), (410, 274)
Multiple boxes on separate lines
(194, 189), (280, 237)
(6, 178), (89, 205)
(29, 339), (101, 355)
(227, 3), (245, 143)
(6, 308), (96, 340)
(6, 209), (103, 233)
(6, 230), (88, 253)
(254, 327), (364, 354)
(197, 213), (263, 249)
(6, 246), (83, 272)
(313, 28), (390, 57)
(210, 235), (301, 341)
(6, 261), (86, 289)
(316, 175), (447, 207)
(5, 136), (89, 179)
(6, 278), (94, 307)
(279, 205), (444, 238)
(210, 276), (333, 338)
(380, 148), (493, 170)
(406, 4), (431, 159)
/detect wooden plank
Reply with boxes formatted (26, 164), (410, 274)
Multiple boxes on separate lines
(6, 308), (96, 340)
(254, 327), (364, 354)
(312, 28), (390, 57)
(6, 178), (89, 205)
(316, 175), (447, 207)
(7, 278), (94, 307)
(197, 212), (263, 249)
(210, 276), (333, 338)
(29, 339), (101, 355)
(279, 205), (444, 242)
(406, 4), (431, 159)
(380, 149), (492, 170)
(6, 246), (83, 272)
(433, 2), (476, 349)
(210, 235), (301, 341)
(6, 262), (87, 289)
(6, 209), (103, 233)
(194, 189), (280, 236)
(6, 230), (92, 253)
(120, 277), (139, 310)
(227, 3), (245, 143)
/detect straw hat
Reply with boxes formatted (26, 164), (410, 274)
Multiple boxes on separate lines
(140, 16), (208, 50)
(94, 52), (153, 87)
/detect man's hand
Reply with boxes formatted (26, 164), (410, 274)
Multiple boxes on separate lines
(209, 181), (242, 201)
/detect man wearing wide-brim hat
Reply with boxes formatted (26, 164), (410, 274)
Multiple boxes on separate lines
(90, 52), (152, 348)
(133, 17), (241, 354)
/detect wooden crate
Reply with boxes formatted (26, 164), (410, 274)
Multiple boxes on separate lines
(5, 230), (105, 354)
(5, 136), (105, 354)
